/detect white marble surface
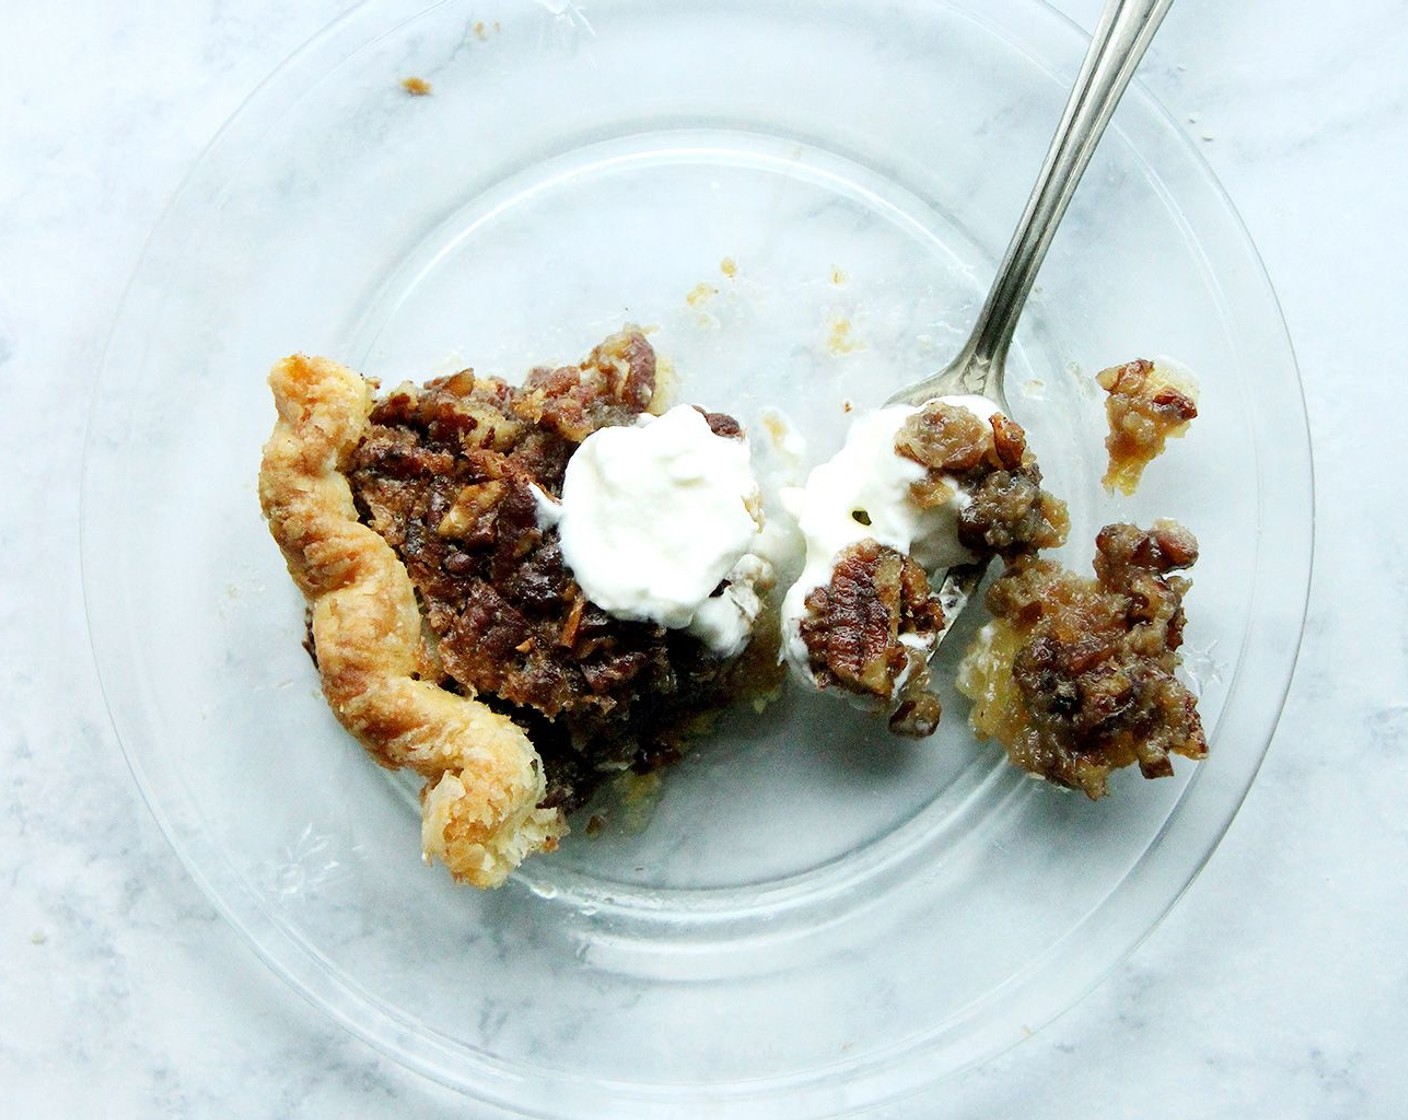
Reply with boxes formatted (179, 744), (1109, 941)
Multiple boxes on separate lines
(2, 0), (1404, 1115)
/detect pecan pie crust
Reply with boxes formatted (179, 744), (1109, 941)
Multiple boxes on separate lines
(260, 330), (768, 886)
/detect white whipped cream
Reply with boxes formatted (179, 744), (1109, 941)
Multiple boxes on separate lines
(779, 394), (999, 686)
(541, 405), (770, 659)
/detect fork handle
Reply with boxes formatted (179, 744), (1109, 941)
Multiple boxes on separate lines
(963, 0), (1175, 385)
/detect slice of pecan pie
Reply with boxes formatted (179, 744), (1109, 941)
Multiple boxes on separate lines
(259, 329), (772, 887)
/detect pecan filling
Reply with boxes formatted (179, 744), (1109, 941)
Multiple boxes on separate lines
(342, 330), (757, 812)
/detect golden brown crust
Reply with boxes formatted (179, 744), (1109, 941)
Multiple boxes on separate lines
(258, 354), (565, 888)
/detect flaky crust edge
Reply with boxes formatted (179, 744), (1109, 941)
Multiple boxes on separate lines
(258, 354), (566, 888)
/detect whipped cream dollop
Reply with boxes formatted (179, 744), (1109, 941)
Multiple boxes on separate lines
(779, 394), (1000, 685)
(539, 405), (771, 659)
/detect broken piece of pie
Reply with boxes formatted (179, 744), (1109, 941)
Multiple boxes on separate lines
(776, 381), (1207, 797)
(259, 329), (776, 887)
(780, 396), (1069, 736)
(1097, 357), (1199, 495)
(956, 519), (1207, 798)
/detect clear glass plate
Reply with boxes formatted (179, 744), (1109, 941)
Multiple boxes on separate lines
(82, 0), (1312, 1115)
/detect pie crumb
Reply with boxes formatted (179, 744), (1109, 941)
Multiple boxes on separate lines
(1096, 358), (1198, 494)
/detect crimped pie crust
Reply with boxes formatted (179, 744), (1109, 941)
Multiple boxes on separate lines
(259, 353), (564, 888)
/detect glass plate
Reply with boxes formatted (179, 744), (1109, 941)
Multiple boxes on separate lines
(83, 0), (1312, 1114)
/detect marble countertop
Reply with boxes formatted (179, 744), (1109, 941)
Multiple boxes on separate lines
(2, 0), (1403, 1115)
